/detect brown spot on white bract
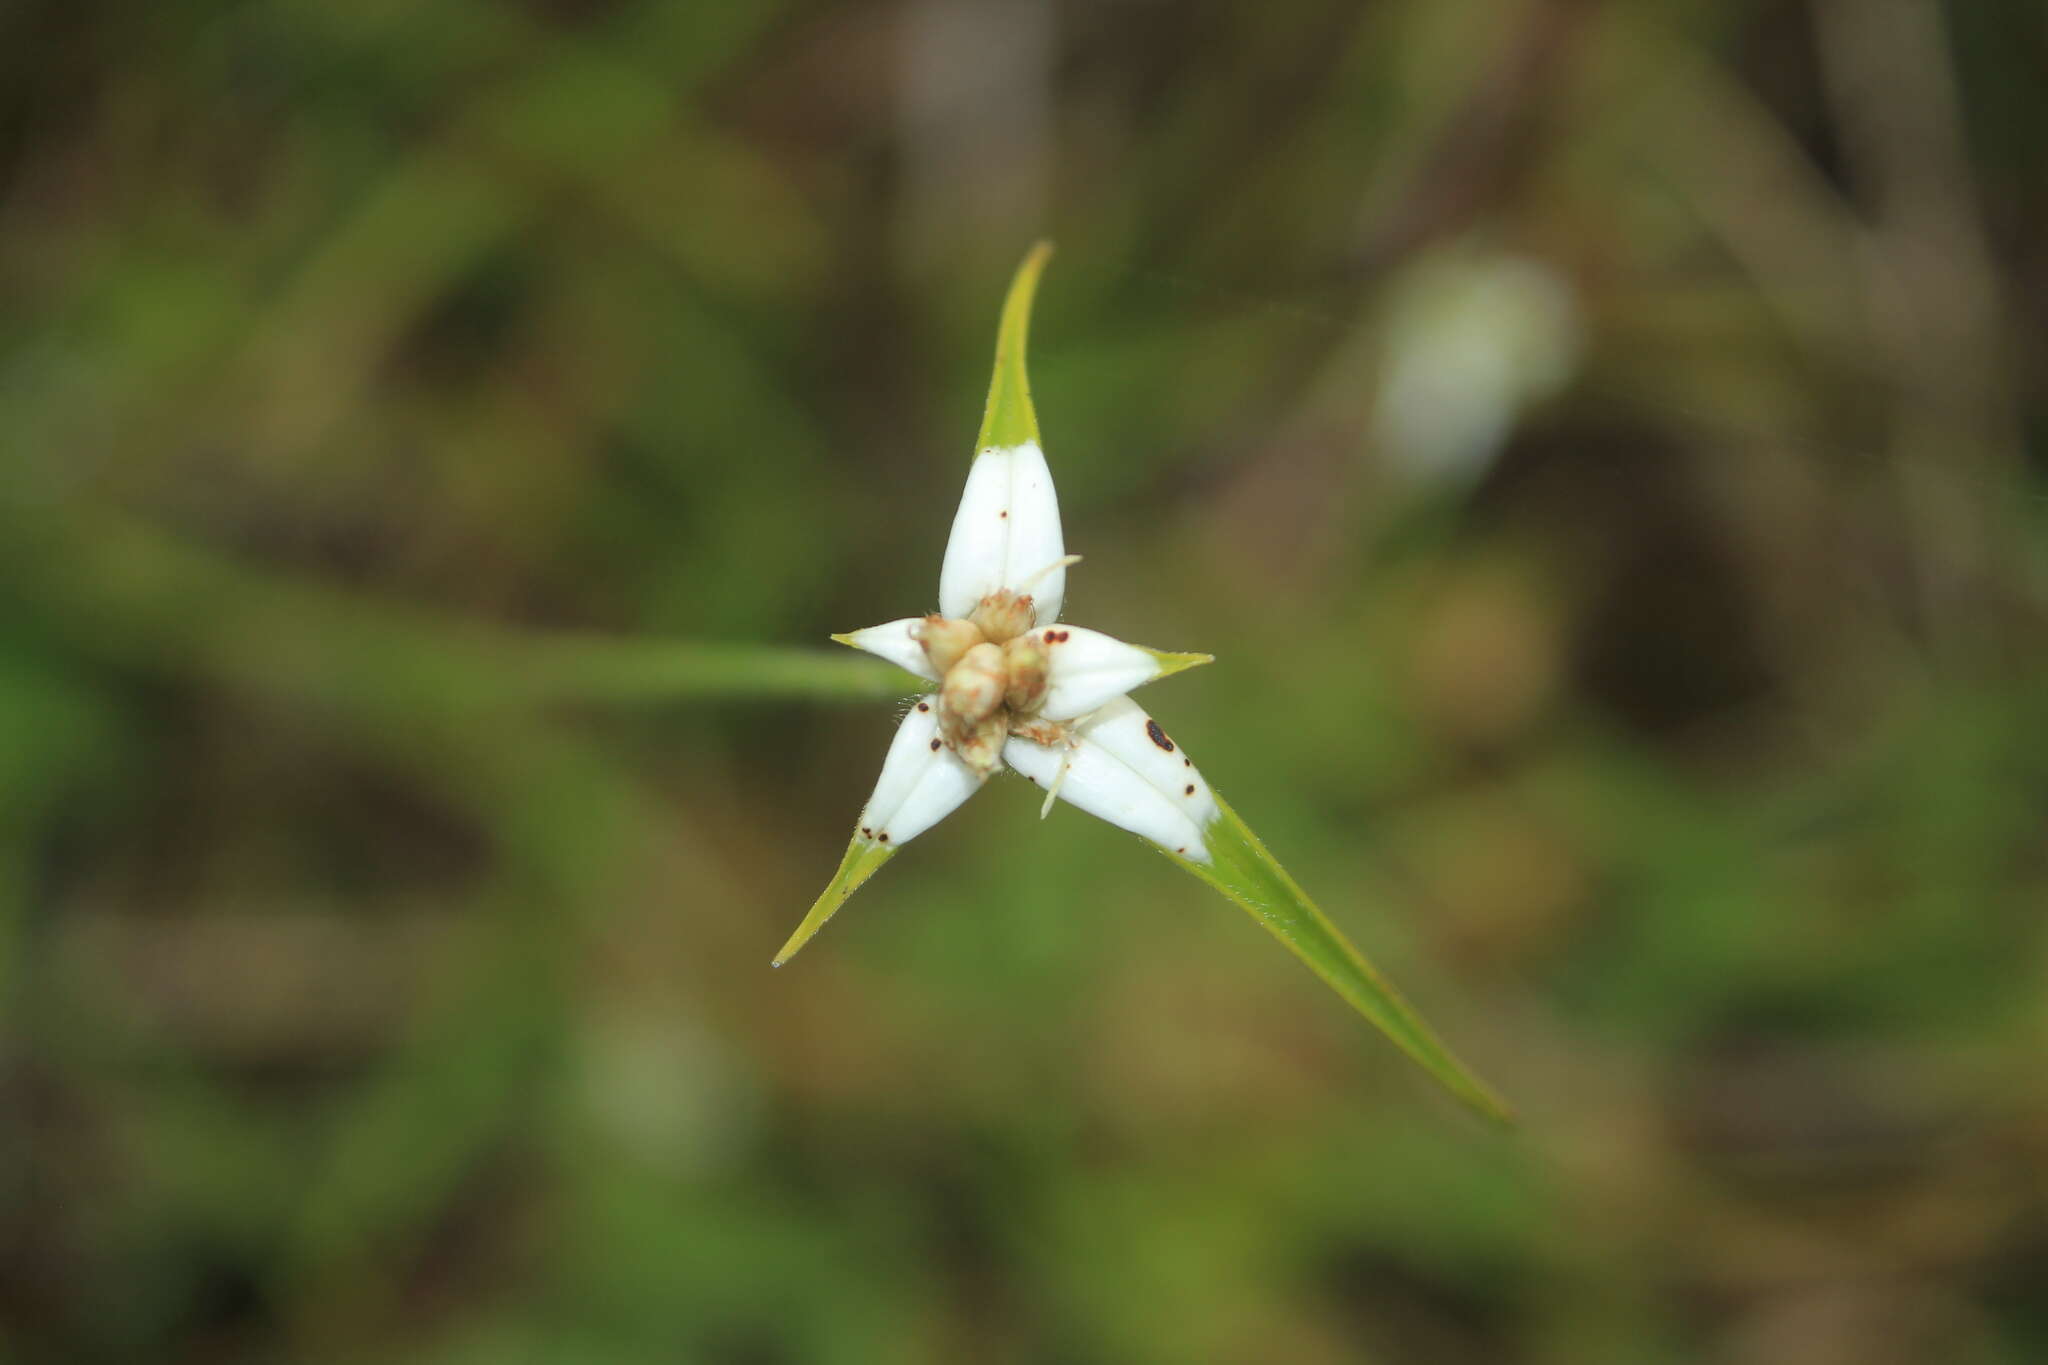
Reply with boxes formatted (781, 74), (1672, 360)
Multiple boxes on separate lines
(1146, 719), (1174, 751)
(1185, 784), (1195, 795)
(916, 701), (930, 712)
(877, 832), (890, 842)
(930, 738), (941, 751)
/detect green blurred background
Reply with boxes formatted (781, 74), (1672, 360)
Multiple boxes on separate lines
(4, 1), (2045, 1361)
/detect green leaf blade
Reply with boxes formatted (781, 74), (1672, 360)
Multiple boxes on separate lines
(773, 834), (896, 966)
(1171, 792), (1515, 1126)
(974, 241), (1054, 452)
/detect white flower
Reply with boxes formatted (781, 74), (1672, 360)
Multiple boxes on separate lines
(776, 247), (1213, 966)
(775, 435), (1216, 965)
(767, 245), (1514, 1128)
(834, 436), (1210, 825)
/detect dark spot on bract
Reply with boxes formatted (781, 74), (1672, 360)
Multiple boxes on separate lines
(1183, 756), (1191, 766)
(1184, 784), (1195, 795)
(877, 832), (890, 842)
(1176, 846), (1186, 855)
(930, 738), (941, 751)
(1146, 719), (1174, 751)
(916, 701), (930, 712)
(861, 827), (871, 837)
(999, 510), (1008, 518)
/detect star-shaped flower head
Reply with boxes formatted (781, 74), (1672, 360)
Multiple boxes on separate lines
(776, 244), (1514, 1127)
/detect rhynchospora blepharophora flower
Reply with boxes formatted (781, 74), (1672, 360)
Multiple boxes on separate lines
(776, 244), (1513, 1126)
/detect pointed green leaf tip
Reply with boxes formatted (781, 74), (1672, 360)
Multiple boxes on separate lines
(1139, 646), (1214, 679)
(975, 240), (1054, 453)
(1172, 793), (1515, 1126)
(774, 835), (895, 966)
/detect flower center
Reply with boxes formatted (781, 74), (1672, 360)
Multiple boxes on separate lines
(916, 593), (1061, 777)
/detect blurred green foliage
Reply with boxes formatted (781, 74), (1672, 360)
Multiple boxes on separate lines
(3, 1), (2045, 1362)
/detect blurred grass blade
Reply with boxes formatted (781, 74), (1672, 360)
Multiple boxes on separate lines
(974, 240), (1053, 452)
(510, 637), (920, 704)
(1170, 792), (1514, 1125)
(8, 508), (918, 708)
(772, 835), (895, 966)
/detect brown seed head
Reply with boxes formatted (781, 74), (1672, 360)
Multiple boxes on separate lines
(968, 588), (1036, 644)
(1002, 631), (1050, 714)
(952, 711), (1008, 777)
(915, 615), (984, 676)
(941, 641), (1006, 726)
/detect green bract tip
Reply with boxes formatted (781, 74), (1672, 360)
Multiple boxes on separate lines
(974, 241), (1054, 453)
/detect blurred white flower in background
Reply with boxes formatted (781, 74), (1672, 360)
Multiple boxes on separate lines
(1371, 251), (1583, 485)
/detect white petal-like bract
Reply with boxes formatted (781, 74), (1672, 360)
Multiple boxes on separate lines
(859, 696), (988, 847)
(1003, 697), (1217, 860)
(937, 442), (1066, 625)
(1032, 625), (1165, 720)
(835, 619), (940, 681)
